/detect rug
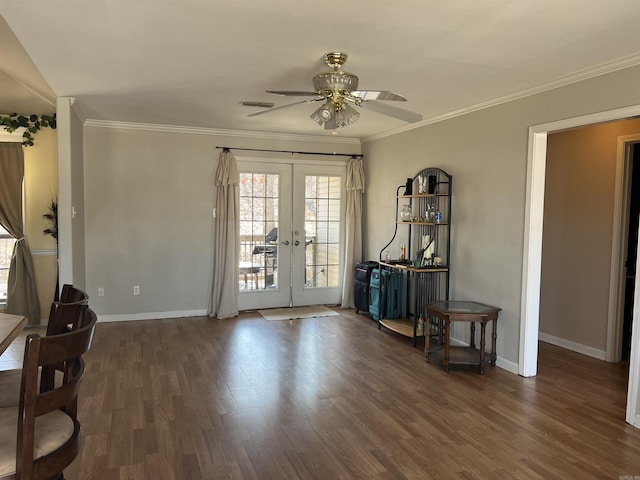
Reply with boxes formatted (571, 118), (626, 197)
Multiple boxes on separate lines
(258, 305), (339, 321)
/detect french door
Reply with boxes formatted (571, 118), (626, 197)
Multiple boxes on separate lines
(237, 160), (345, 310)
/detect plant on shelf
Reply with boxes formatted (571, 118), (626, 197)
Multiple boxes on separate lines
(0, 113), (57, 146)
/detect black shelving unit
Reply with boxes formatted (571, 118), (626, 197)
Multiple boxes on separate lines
(378, 168), (452, 345)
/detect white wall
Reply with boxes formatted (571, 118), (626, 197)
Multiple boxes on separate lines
(81, 124), (359, 319)
(363, 64), (640, 369)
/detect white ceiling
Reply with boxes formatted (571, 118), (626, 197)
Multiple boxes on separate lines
(2, 1), (640, 140)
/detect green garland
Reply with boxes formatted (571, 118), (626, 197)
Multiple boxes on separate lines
(0, 113), (57, 146)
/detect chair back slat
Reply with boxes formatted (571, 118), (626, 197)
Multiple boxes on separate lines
(59, 284), (89, 305)
(46, 303), (87, 336)
(40, 305), (95, 394)
(35, 358), (84, 417)
(38, 319), (96, 367)
(46, 285), (90, 337)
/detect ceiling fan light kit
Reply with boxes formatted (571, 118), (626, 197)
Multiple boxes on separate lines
(310, 99), (360, 129)
(337, 102), (360, 127)
(310, 102), (334, 125)
(249, 52), (422, 130)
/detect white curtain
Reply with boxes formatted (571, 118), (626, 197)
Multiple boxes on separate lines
(341, 157), (365, 308)
(208, 149), (239, 319)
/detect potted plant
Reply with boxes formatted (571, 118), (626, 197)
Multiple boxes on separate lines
(43, 199), (58, 300)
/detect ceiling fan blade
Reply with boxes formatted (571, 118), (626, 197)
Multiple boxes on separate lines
(352, 90), (407, 101)
(266, 90), (320, 96)
(247, 97), (323, 117)
(360, 100), (423, 123)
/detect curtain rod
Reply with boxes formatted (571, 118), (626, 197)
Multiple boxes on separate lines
(216, 146), (362, 159)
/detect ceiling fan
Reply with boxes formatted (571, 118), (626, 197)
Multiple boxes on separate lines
(248, 52), (423, 130)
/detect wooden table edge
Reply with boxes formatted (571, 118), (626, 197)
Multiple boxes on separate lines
(0, 314), (28, 355)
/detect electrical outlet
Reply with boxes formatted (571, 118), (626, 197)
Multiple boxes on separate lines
(97, 287), (104, 297)
(133, 285), (140, 295)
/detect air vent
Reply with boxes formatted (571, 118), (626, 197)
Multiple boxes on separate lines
(240, 100), (275, 108)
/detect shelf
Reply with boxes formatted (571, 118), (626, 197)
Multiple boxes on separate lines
(398, 194), (447, 198)
(397, 221), (449, 226)
(428, 345), (490, 366)
(379, 318), (424, 338)
(378, 167), (452, 347)
(379, 262), (448, 273)
(427, 346), (491, 374)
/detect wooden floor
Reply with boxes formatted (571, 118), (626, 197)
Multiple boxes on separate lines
(6, 309), (640, 479)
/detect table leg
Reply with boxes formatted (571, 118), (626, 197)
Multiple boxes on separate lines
(470, 322), (476, 349)
(479, 321), (486, 374)
(443, 319), (450, 372)
(490, 318), (497, 366)
(425, 317), (431, 363)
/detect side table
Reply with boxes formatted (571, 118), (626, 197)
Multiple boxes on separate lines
(425, 301), (501, 374)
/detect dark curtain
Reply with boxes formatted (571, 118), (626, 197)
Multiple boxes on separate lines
(0, 143), (40, 324)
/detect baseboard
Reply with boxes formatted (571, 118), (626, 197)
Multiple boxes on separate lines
(538, 332), (606, 360)
(97, 309), (208, 322)
(496, 357), (519, 374)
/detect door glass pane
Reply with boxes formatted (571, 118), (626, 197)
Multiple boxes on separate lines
(304, 175), (341, 288)
(239, 172), (279, 291)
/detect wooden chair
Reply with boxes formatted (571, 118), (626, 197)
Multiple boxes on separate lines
(0, 288), (91, 408)
(0, 307), (97, 479)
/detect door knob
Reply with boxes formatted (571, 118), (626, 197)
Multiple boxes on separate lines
(294, 240), (300, 246)
(282, 240), (290, 246)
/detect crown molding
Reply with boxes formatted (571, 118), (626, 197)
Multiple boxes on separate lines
(83, 119), (361, 145)
(362, 52), (640, 144)
(69, 97), (88, 124)
(0, 127), (25, 142)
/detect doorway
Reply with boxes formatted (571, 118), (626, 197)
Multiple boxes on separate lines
(521, 105), (640, 427)
(622, 144), (640, 362)
(237, 159), (345, 311)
